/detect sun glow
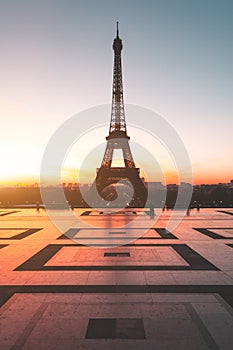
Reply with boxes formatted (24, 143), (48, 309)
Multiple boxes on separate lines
(0, 141), (40, 183)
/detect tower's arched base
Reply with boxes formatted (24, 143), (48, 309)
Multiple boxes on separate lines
(88, 167), (148, 208)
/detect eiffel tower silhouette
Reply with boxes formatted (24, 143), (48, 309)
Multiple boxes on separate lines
(88, 23), (147, 207)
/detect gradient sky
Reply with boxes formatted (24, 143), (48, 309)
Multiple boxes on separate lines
(0, 0), (232, 185)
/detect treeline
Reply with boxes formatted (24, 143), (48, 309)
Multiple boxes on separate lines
(0, 185), (232, 208)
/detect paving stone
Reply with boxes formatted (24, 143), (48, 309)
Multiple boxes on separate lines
(0, 208), (232, 349)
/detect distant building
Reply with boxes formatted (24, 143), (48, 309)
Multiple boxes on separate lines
(146, 182), (165, 190)
(167, 184), (178, 190)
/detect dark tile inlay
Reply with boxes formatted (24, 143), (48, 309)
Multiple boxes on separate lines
(109, 231), (126, 234)
(227, 244), (233, 248)
(15, 243), (218, 271)
(194, 228), (233, 239)
(82, 211), (137, 216)
(104, 252), (130, 257)
(217, 210), (233, 216)
(86, 318), (115, 339)
(1, 286), (233, 309)
(154, 228), (177, 239)
(86, 318), (145, 339)
(0, 244), (8, 249)
(81, 211), (92, 216)
(57, 228), (80, 240)
(0, 211), (20, 216)
(0, 228), (42, 240)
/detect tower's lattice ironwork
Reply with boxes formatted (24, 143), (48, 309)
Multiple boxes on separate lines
(109, 22), (127, 135)
(90, 23), (147, 207)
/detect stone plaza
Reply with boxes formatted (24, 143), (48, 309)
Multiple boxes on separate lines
(0, 208), (233, 349)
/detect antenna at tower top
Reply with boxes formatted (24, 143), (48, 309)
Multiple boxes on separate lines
(116, 21), (119, 37)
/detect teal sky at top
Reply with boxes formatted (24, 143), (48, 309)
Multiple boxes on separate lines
(0, 0), (232, 184)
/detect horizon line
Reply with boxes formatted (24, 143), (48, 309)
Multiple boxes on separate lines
(0, 180), (233, 189)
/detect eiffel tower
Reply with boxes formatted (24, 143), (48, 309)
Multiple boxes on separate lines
(89, 23), (147, 207)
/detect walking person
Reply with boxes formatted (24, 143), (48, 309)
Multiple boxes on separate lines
(149, 201), (155, 219)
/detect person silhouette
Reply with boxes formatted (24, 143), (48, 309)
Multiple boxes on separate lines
(149, 202), (155, 219)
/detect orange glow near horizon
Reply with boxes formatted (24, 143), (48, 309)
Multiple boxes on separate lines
(0, 171), (232, 187)
(0, 104), (232, 188)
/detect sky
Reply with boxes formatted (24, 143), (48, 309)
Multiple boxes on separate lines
(0, 0), (232, 186)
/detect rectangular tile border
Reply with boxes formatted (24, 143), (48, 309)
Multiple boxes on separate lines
(14, 243), (218, 271)
(57, 228), (177, 240)
(0, 285), (233, 308)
